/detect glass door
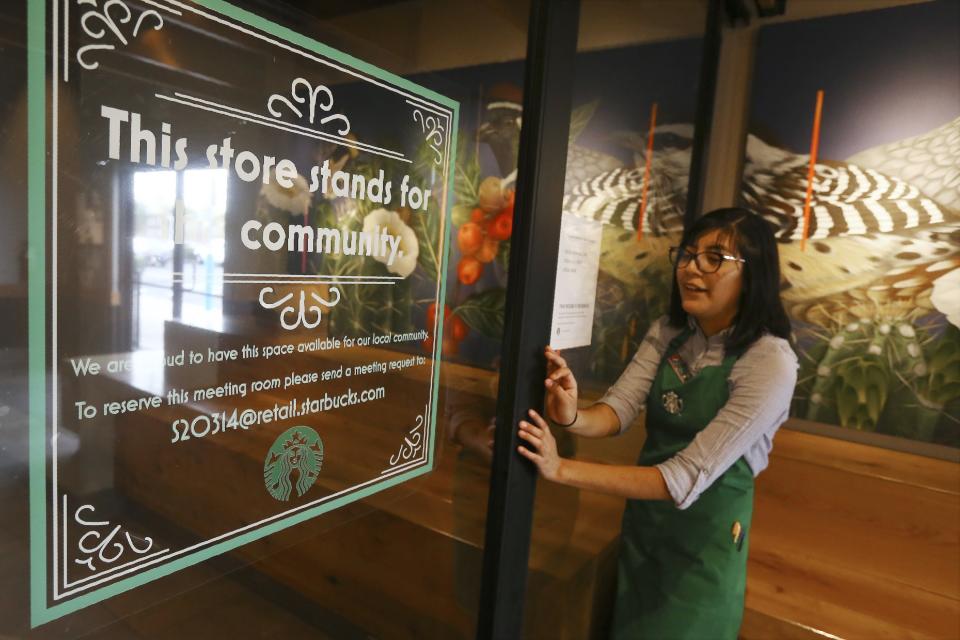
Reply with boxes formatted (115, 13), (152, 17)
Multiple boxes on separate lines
(519, 3), (710, 637)
(0, 1), (541, 637)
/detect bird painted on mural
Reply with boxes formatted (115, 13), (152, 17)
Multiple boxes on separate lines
(477, 87), (676, 372)
(563, 124), (692, 234)
(558, 123), (692, 295)
(740, 128), (959, 326)
(737, 119), (960, 431)
(847, 116), (960, 212)
(841, 116), (960, 329)
(478, 90), (958, 377)
(477, 85), (667, 284)
(562, 118), (960, 430)
(478, 84), (693, 300)
(477, 84), (524, 180)
(479, 91), (959, 429)
(561, 120), (960, 328)
(477, 84), (622, 195)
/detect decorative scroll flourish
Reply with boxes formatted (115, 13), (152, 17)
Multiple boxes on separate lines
(386, 406), (428, 470)
(258, 286), (341, 330)
(268, 78), (351, 135)
(412, 108), (444, 165)
(76, 0), (164, 71)
(73, 504), (154, 572)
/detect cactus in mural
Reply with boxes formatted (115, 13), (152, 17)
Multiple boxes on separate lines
(798, 317), (959, 443)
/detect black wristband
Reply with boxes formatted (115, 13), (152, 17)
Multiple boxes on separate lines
(555, 411), (578, 428)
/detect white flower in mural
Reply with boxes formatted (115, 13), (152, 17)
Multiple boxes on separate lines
(261, 173), (311, 214)
(931, 268), (960, 329)
(363, 208), (419, 278)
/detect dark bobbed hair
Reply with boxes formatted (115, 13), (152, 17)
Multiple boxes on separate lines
(667, 207), (792, 356)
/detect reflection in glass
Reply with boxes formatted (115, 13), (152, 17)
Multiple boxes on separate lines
(520, 4), (707, 637)
(132, 169), (227, 349)
(132, 169), (176, 349)
(1, 0), (530, 637)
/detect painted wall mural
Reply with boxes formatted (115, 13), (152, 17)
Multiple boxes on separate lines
(407, 1), (959, 449)
(407, 38), (703, 386)
(744, 0), (960, 446)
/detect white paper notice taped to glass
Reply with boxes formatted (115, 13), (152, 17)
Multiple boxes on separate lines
(549, 213), (604, 350)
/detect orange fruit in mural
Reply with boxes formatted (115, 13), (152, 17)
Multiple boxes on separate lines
(487, 210), (513, 241)
(457, 256), (483, 285)
(450, 315), (469, 341)
(478, 176), (505, 213)
(475, 237), (499, 263)
(457, 222), (484, 255)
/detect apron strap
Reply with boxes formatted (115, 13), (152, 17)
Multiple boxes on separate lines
(666, 323), (695, 353)
(663, 324), (696, 384)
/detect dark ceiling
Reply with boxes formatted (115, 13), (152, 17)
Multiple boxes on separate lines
(244, 0), (408, 22)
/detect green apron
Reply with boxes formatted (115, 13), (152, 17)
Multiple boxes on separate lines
(611, 326), (754, 640)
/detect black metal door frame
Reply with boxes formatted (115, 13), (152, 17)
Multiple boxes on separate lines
(476, 1), (724, 637)
(476, 0), (581, 637)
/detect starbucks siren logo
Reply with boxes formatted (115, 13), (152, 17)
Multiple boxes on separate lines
(264, 426), (324, 501)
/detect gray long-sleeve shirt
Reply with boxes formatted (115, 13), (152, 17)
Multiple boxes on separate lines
(598, 315), (798, 510)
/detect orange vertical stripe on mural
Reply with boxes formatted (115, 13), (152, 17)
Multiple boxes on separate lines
(800, 90), (824, 252)
(637, 102), (658, 242)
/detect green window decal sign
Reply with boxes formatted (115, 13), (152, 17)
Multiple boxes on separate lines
(28, 0), (457, 626)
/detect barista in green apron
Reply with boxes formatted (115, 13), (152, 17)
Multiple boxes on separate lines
(517, 208), (796, 640)
(610, 325), (753, 638)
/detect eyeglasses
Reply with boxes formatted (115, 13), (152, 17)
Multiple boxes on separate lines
(668, 246), (745, 273)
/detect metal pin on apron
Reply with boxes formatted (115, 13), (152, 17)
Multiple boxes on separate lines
(662, 390), (683, 415)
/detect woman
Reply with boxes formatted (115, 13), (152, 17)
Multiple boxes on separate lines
(517, 207), (798, 639)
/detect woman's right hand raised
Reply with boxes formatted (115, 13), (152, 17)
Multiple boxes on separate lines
(544, 346), (578, 425)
